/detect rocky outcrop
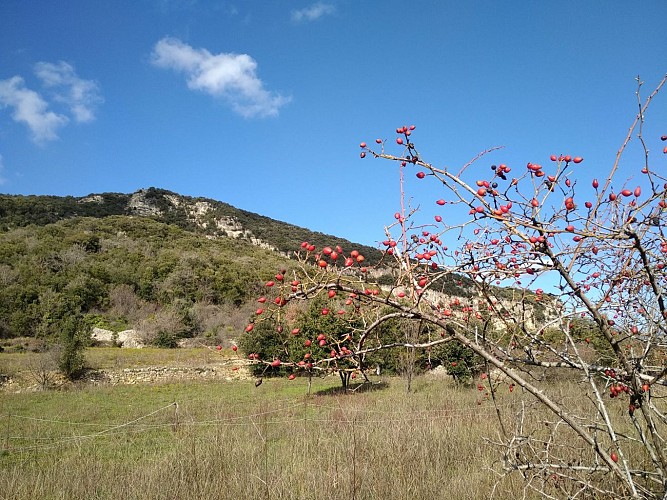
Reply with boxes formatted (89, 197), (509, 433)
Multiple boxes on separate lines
(128, 190), (162, 217)
(91, 328), (146, 348)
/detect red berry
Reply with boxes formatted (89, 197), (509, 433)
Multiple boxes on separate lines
(573, 157), (583, 164)
(359, 142), (367, 148)
(396, 137), (404, 145)
(416, 172), (425, 179)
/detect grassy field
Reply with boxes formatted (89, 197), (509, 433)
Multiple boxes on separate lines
(3, 347), (646, 498)
(0, 367), (533, 499)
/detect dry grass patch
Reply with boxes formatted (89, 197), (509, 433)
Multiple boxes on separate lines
(0, 375), (535, 499)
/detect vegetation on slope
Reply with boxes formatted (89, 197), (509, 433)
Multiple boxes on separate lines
(0, 215), (289, 345)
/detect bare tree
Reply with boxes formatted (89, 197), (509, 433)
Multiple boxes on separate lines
(245, 75), (667, 497)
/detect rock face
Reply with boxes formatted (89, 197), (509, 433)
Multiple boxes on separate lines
(91, 328), (145, 348)
(127, 190), (162, 217)
(124, 189), (280, 252)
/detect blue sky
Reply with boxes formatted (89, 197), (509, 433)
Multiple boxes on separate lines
(1, 1), (666, 249)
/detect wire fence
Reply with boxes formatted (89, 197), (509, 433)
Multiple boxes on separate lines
(1, 395), (526, 455)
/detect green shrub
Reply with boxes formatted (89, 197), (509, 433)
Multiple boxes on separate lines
(432, 340), (483, 383)
(57, 316), (87, 379)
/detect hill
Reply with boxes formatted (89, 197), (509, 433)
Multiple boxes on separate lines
(0, 187), (383, 264)
(0, 188), (393, 348)
(0, 188), (554, 351)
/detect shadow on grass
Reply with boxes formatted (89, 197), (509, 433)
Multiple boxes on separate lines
(314, 381), (389, 397)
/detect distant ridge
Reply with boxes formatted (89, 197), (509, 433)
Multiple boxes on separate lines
(0, 187), (383, 264)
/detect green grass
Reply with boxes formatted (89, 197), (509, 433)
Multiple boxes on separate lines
(0, 376), (527, 499)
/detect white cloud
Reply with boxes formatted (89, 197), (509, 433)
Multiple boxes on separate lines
(151, 37), (290, 118)
(34, 61), (103, 123)
(291, 2), (335, 22)
(0, 76), (68, 143)
(0, 61), (101, 143)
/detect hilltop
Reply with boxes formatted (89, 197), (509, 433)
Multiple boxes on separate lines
(0, 187), (383, 264)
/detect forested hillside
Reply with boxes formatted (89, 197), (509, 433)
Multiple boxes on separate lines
(0, 189), (547, 352)
(0, 215), (292, 344)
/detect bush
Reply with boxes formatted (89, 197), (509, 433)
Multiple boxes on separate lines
(57, 316), (87, 379)
(432, 340), (482, 383)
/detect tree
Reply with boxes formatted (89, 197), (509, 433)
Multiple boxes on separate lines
(244, 75), (667, 498)
(57, 315), (87, 379)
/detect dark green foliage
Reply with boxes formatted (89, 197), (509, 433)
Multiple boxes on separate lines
(238, 320), (286, 377)
(364, 317), (436, 377)
(0, 215), (287, 340)
(57, 315), (88, 379)
(152, 331), (179, 349)
(432, 340), (483, 383)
